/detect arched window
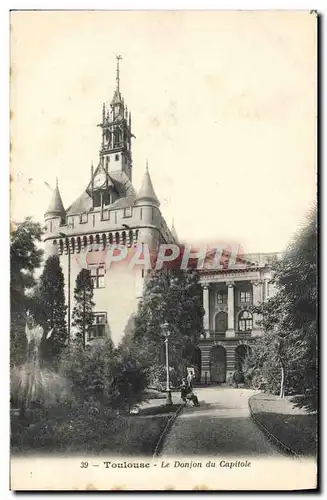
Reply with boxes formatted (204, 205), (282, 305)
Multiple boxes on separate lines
(76, 237), (81, 253)
(59, 239), (64, 254)
(109, 233), (113, 245)
(102, 233), (107, 249)
(122, 231), (126, 245)
(115, 232), (120, 244)
(238, 311), (253, 332)
(95, 234), (100, 249)
(129, 230), (134, 246)
(83, 236), (87, 249)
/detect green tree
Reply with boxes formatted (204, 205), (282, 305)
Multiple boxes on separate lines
(127, 268), (204, 382)
(10, 218), (43, 365)
(274, 206), (317, 403)
(35, 255), (68, 364)
(247, 206), (317, 410)
(245, 294), (291, 397)
(59, 338), (147, 412)
(72, 269), (95, 348)
(59, 339), (115, 405)
(111, 349), (149, 412)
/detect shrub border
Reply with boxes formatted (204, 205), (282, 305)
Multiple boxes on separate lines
(152, 402), (186, 458)
(248, 394), (299, 458)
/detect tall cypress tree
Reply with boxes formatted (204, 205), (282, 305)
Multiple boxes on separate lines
(37, 255), (67, 364)
(72, 269), (95, 348)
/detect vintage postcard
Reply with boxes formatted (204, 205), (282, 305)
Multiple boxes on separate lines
(10, 10), (318, 491)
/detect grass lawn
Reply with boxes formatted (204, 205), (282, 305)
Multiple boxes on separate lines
(11, 401), (181, 456)
(249, 393), (317, 457)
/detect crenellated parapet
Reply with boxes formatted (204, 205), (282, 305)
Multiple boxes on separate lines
(51, 229), (141, 256)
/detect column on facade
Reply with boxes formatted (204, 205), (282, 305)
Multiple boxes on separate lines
(202, 284), (210, 338)
(251, 280), (264, 334)
(226, 281), (235, 338)
(264, 279), (269, 302)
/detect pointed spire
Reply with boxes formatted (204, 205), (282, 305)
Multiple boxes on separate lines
(116, 54), (122, 92)
(111, 55), (123, 106)
(135, 161), (160, 207)
(45, 179), (65, 218)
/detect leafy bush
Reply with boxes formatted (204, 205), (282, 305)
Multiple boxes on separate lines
(59, 339), (148, 412)
(59, 339), (115, 405)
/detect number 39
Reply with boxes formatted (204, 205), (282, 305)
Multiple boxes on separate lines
(80, 461), (89, 468)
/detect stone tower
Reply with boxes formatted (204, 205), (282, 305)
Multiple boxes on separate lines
(43, 56), (176, 346)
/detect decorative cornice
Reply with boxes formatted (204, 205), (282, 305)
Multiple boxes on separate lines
(199, 270), (262, 282)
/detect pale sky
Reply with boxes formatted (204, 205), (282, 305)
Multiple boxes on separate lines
(10, 10), (317, 253)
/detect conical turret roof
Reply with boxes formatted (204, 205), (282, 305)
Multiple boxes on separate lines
(45, 179), (66, 218)
(135, 163), (160, 207)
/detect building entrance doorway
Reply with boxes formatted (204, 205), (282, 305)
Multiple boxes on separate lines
(210, 345), (226, 383)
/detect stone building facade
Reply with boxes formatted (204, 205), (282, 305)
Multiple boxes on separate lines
(43, 58), (280, 381)
(43, 58), (176, 346)
(196, 252), (280, 384)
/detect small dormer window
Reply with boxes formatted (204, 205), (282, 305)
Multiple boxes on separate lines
(93, 192), (101, 208)
(103, 192), (111, 206)
(80, 213), (88, 224)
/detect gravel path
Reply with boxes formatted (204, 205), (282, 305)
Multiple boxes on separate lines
(160, 387), (291, 457)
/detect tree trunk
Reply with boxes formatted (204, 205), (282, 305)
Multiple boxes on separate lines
(83, 290), (86, 348)
(279, 362), (285, 398)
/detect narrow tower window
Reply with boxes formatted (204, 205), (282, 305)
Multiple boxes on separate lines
(88, 312), (107, 340)
(90, 265), (105, 289)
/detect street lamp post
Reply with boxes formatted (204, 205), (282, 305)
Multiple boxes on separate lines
(162, 322), (172, 406)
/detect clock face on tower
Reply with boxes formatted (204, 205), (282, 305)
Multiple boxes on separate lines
(94, 171), (107, 189)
